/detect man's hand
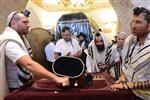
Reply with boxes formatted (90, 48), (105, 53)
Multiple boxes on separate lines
(66, 52), (71, 56)
(56, 76), (70, 86)
(101, 64), (108, 69)
(54, 52), (61, 59)
(110, 82), (124, 91)
(111, 80), (132, 91)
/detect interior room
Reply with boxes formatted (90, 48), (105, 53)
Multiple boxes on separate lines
(1, 1), (150, 100)
(0, 0), (150, 69)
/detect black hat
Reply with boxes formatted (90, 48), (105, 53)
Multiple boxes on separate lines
(21, 9), (30, 17)
(77, 32), (86, 38)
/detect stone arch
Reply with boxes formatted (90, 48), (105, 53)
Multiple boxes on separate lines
(109, 0), (133, 35)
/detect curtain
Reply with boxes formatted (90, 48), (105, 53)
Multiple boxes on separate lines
(56, 12), (93, 43)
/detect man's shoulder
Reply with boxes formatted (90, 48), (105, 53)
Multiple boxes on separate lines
(56, 39), (64, 43)
(55, 39), (64, 47)
(88, 40), (94, 46)
(106, 44), (114, 49)
(55, 39), (62, 45)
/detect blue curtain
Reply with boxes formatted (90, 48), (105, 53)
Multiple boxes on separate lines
(56, 12), (93, 43)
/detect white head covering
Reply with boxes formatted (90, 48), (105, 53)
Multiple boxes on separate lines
(6, 11), (18, 26)
(94, 32), (109, 48)
(86, 32), (109, 72)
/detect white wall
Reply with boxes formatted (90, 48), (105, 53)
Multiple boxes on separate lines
(86, 8), (118, 43)
(132, 0), (150, 10)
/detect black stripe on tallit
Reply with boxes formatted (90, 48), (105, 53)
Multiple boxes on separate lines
(91, 46), (94, 59)
(105, 45), (112, 56)
(88, 46), (94, 59)
(137, 44), (150, 54)
(28, 49), (32, 53)
(28, 47), (32, 51)
(29, 52), (33, 55)
(17, 64), (30, 75)
(105, 52), (111, 63)
(131, 51), (150, 64)
(132, 56), (150, 81)
(18, 74), (33, 84)
(105, 46), (112, 65)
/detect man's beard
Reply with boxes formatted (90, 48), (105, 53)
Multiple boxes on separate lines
(96, 45), (105, 52)
(64, 38), (71, 42)
(18, 30), (29, 35)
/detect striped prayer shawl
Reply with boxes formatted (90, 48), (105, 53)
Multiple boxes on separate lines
(0, 40), (10, 100)
(17, 35), (33, 86)
(87, 41), (113, 72)
(105, 44), (113, 65)
(122, 33), (150, 98)
(0, 27), (33, 99)
(106, 44), (121, 80)
(0, 38), (33, 99)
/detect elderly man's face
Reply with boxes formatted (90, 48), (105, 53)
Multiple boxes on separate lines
(117, 34), (125, 48)
(61, 30), (72, 42)
(95, 37), (105, 52)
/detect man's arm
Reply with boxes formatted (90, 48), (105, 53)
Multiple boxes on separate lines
(115, 70), (127, 83)
(69, 50), (81, 57)
(111, 79), (150, 90)
(86, 54), (92, 72)
(16, 55), (69, 85)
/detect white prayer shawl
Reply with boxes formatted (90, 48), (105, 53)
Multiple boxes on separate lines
(55, 37), (81, 56)
(0, 27), (32, 100)
(86, 32), (109, 72)
(0, 39), (9, 100)
(122, 33), (150, 99)
(108, 44), (121, 80)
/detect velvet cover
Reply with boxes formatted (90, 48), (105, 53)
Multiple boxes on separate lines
(4, 73), (142, 100)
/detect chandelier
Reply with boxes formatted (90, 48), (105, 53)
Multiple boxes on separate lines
(57, 0), (95, 7)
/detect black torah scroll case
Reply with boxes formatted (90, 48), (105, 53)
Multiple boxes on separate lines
(52, 56), (92, 88)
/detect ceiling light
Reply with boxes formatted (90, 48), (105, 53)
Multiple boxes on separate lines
(57, 0), (95, 7)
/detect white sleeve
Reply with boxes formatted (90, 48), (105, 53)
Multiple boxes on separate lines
(112, 48), (120, 62)
(5, 41), (28, 63)
(86, 55), (92, 72)
(54, 41), (61, 53)
(74, 39), (81, 51)
(44, 43), (55, 62)
(44, 44), (50, 61)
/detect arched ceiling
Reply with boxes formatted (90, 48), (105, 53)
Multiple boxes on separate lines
(30, 0), (113, 12)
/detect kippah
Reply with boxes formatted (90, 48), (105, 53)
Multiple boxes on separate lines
(95, 32), (101, 37)
(6, 11), (18, 26)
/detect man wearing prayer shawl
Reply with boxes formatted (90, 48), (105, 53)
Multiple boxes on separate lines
(54, 26), (81, 58)
(111, 7), (150, 100)
(109, 32), (127, 80)
(0, 11), (69, 100)
(85, 32), (120, 75)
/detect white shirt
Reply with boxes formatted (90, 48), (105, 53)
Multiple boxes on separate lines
(44, 42), (55, 62)
(55, 38), (81, 56)
(5, 41), (27, 88)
